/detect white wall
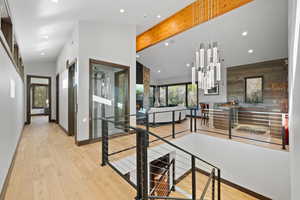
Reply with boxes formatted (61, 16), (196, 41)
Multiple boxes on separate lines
(56, 21), (136, 141)
(0, 42), (24, 192)
(24, 61), (57, 120)
(56, 24), (79, 131)
(76, 20), (136, 141)
(288, 0), (300, 199)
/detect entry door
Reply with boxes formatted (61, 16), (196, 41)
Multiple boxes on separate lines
(68, 65), (77, 137)
(91, 63), (130, 139)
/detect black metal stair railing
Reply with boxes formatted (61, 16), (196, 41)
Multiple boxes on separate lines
(100, 108), (221, 200)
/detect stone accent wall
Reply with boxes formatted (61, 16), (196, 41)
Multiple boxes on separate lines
(227, 59), (288, 112)
(143, 66), (150, 109)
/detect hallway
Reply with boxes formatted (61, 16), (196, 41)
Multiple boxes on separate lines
(4, 117), (135, 200)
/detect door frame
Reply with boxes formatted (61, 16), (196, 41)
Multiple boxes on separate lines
(67, 60), (78, 141)
(89, 59), (130, 141)
(56, 74), (60, 124)
(26, 75), (52, 124)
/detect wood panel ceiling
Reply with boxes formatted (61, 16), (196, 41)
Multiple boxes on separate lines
(136, 0), (253, 52)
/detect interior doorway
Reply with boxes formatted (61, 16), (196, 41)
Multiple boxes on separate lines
(89, 59), (130, 140)
(68, 62), (77, 138)
(26, 75), (52, 124)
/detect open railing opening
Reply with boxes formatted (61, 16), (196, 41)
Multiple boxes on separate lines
(99, 107), (288, 200)
(100, 108), (221, 200)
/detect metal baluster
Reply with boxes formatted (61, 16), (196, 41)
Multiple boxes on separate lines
(218, 169), (221, 200)
(192, 155), (196, 200)
(172, 111), (175, 138)
(101, 119), (108, 166)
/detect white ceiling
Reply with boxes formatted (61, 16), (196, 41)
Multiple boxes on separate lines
(7, 0), (195, 62)
(137, 0), (288, 82)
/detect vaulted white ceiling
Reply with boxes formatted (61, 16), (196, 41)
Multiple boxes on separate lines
(8, 0), (195, 62)
(137, 0), (288, 82)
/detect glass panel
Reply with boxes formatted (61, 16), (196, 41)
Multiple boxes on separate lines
(159, 87), (167, 106)
(33, 85), (48, 108)
(91, 63), (129, 139)
(188, 84), (197, 107)
(168, 85), (186, 106)
(136, 84), (144, 111)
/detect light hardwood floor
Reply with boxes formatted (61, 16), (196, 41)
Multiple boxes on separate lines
(4, 117), (136, 200)
(4, 116), (260, 200)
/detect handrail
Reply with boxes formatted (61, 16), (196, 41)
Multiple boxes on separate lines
(100, 107), (222, 200)
(99, 115), (220, 170)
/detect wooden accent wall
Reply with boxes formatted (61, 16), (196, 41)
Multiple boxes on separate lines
(227, 59), (289, 113)
(136, 0), (253, 52)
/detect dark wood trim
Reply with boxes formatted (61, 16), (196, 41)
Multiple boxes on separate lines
(26, 75), (52, 124)
(0, 124), (25, 200)
(58, 124), (69, 136)
(30, 113), (49, 116)
(56, 74), (60, 123)
(89, 59), (130, 141)
(195, 168), (272, 200)
(68, 63), (77, 139)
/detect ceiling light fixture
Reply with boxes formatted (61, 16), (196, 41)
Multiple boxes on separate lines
(158, 70), (161, 73)
(164, 42), (169, 46)
(42, 35), (49, 39)
(190, 0), (223, 91)
(51, 0), (59, 3)
(248, 49), (254, 54)
(41, 52), (45, 56)
(120, 9), (125, 13)
(157, 15), (161, 19)
(136, 54), (140, 58)
(186, 63), (190, 67)
(242, 31), (248, 36)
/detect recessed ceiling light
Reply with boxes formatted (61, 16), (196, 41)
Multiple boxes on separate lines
(164, 42), (169, 46)
(120, 9), (125, 13)
(186, 63), (190, 67)
(41, 52), (45, 56)
(248, 49), (254, 54)
(158, 70), (161, 73)
(42, 35), (49, 39)
(242, 31), (248, 36)
(157, 15), (161, 19)
(51, 0), (58, 3)
(136, 54), (140, 58)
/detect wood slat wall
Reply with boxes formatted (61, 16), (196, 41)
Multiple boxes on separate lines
(136, 0), (253, 52)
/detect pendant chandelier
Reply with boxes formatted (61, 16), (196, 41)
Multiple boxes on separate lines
(191, 0), (222, 91)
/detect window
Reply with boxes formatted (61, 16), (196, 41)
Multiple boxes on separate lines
(159, 87), (167, 106)
(149, 86), (155, 107)
(188, 84), (197, 107)
(32, 85), (49, 108)
(168, 85), (186, 106)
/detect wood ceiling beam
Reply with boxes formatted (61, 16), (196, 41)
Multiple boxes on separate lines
(136, 0), (253, 52)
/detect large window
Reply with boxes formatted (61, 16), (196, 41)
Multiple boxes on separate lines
(149, 86), (155, 107)
(32, 85), (49, 108)
(159, 87), (167, 106)
(187, 84), (197, 107)
(168, 85), (186, 106)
